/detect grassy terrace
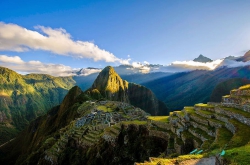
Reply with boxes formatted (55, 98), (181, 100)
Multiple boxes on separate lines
(190, 118), (214, 131)
(121, 120), (147, 125)
(210, 127), (233, 151)
(197, 109), (214, 115)
(221, 106), (250, 118)
(239, 84), (250, 90)
(189, 112), (208, 122)
(224, 144), (250, 165)
(189, 126), (214, 141)
(208, 118), (225, 126)
(97, 105), (113, 112)
(195, 103), (214, 108)
(147, 116), (169, 123)
(170, 116), (179, 120)
(223, 95), (230, 98)
(183, 106), (196, 115)
(228, 119), (250, 148)
(175, 111), (185, 117)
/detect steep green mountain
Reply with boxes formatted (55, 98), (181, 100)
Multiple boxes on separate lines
(210, 78), (250, 102)
(0, 66), (76, 145)
(0, 83), (168, 164)
(143, 66), (250, 111)
(2, 77), (250, 164)
(87, 66), (169, 115)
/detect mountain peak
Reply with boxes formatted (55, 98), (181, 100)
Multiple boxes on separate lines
(236, 50), (250, 62)
(99, 66), (116, 76)
(90, 66), (129, 102)
(193, 54), (213, 63)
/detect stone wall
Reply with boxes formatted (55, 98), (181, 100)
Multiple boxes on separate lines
(195, 110), (214, 119)
(151, 120), (171, 130)
(190, 115), (209, 126)
(222, 103), (250, 113)
(188, 128), (207, 142)
(214, 114), (228, 123)
(208, 119), (223, 128)
(193, 139), (201, 148)
(190, 121), (215, 137)
(215, 107), (250, 127)
(225, 122), (236, 134)
(174, 142), (182, 154)
(194, 106), (215, 112)
(230, 89), (250, 96)
(207, 102), (221, 106)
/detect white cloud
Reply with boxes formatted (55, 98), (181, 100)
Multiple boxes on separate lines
(76, 68), (102, 76)
(0, 55), (77, 76)
(171, 59), (223, 70)
(0, 55), (24, 64)
(0, 22), (128, 64)
(216, 59), (250, 68)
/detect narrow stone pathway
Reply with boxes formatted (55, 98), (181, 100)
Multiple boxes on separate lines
(179, 157), (216, 165)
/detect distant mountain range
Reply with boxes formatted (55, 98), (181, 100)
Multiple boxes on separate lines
(142, 65), (250, 110)
(73, 50), (250, 77)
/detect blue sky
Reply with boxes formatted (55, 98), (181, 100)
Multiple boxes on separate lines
(1, 0), (250, 75)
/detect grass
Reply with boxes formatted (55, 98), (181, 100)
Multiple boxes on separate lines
(184, 107), (196, 114)
(210, 127), (233, 150)
(189, 126), (214, 141)
(223, 95), (230, 98)
(190, 113), (208, 121)
(209, 118), (225, 126)
(121, 120), (147, 125)
(148, 116), (169, 123)
(195, 103), (214, 108)
(224, 144), (250, 165)
(197, 109), (214, 115)
(239, 84), (250, 90)
(97, 105), (113, 112)
(175, 111), (185, 117)
(228, 119), (250, 148)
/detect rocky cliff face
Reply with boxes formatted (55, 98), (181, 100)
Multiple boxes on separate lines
(89, 66), (168, 115)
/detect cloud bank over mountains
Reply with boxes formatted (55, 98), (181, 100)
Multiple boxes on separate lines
(0, 22), (129, 64)
(0, 55), (76, 76)
(2, 54), (250, 77)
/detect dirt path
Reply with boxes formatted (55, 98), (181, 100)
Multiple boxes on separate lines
(179, 157), (216, 165)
